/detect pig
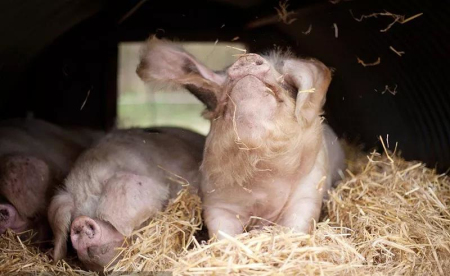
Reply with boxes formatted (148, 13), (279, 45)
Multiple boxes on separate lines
(136, 37), (346, 239)
(0, 118), (103, 242)
(49, 127), (204, 271)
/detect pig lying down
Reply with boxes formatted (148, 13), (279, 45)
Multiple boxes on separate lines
(0, 118), (101, 242)
(49, 128), (204, 271)
(137, 37), (346, 238)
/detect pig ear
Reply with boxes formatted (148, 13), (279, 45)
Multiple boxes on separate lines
(97, 173), (169, 236)
(0, 155), (51, 218)
(136, 36), (226, 111)
(281, 58), (332, 125)
(48, 191), (74, 261)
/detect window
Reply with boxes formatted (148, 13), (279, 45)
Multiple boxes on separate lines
(117, 41), (247, 135)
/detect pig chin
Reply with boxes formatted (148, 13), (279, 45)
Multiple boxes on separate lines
(226, 75), (277, 143)
(77, 240), (123, 272)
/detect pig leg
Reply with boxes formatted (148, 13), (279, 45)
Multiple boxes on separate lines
(0, 203), (28, 234)
(70, 216), (124, 271)
(277, 161), (327, 233)
(203, 207), (246, 239)
(48, 191), (75, 261)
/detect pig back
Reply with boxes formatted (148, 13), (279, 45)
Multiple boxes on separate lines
(0, 118), (101, 177)
(143, 126), (206, 155)
(77, 128), (205, 197)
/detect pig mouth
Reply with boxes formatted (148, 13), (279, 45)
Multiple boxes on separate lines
(228, 75), (282, 100)
(86, 243), (115, 259)
(230, 74), (265, 88)
(79, 240), (124, 272)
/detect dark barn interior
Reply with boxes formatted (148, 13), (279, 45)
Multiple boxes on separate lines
(1, 0), (449, 173)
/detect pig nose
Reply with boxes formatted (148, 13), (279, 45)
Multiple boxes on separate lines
(228, 54), (270, 80)
(0, 204), (16, 233)
(70, 216), (101, 251)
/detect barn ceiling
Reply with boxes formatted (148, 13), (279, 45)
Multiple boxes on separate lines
(0, 0), (319, 100)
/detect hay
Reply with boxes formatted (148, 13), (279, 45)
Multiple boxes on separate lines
(357, 57), (381, 67)
(0, 141), (448, 275)
(333, 23), (338, 38)
(389, 46), (405, 57)
(275, 0), (297, 25)
(302, 24), (312, 35)
(327, 143), (450, 275)
(171, 222), (367, 275)
(349, 10), (423, 32)
(106, 187), (203, 274)
(0, 230), (94, 275)
(375, 84), (398, 95)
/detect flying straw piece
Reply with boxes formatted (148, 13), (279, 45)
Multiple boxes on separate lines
(357, 57), (381, 67)
(389, 46), (405, 57)
(302, 24), (312, 35)
(275, 0), (297, 25)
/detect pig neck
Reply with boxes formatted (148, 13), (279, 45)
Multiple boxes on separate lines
(202, 118), (323, 191)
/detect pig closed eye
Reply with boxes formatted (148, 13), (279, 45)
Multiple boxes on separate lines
(279, 80), (297, 96)
(255, 60), (264, 66)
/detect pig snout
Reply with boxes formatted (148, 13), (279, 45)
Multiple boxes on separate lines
(70, 216), (124, 271)
(228, 54), (270, 81)
(0, 203), (28, 234)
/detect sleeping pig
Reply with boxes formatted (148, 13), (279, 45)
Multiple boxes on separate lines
(49, 127), (204, 271)
(0, 118), (103, 242)
(136, 37), (346, 238)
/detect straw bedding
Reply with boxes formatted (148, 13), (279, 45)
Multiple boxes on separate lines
(0, 141), (448, 275)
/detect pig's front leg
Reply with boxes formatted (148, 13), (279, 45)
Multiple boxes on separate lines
(278, 159), (328, 234)
(203, 205), (246, 239)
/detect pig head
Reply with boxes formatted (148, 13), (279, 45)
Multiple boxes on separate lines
(0, 118), (103, 242)
(137, 37), (346, 238)
(49, 128), (204, 271)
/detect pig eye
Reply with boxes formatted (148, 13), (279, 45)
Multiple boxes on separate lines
(280, 82), (297, 96)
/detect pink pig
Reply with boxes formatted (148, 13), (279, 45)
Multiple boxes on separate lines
(49, 127), (204, 271)
(0, 118), (102, 241)
(136, 37), (346, 239)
